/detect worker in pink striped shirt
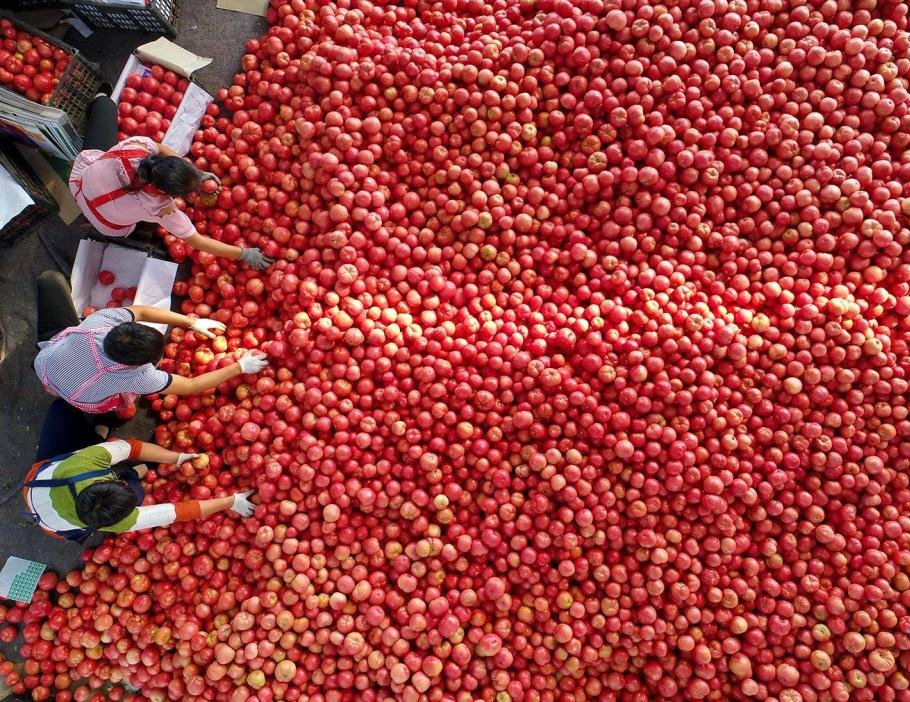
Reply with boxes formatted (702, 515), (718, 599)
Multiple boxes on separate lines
(71, 86), (273, 270)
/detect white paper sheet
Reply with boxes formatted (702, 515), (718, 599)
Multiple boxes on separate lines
(136, 38), (212, 77)
(70, 239), (178, 333)
(70, 238), (106, 313)
(135, 258), (180, 334)
(0, 160), (34, 229)
(217, 0), (269, 16)
(93, 245), (147, 308)
(164, 82), (213, 156)
(111, 55), (147, 104)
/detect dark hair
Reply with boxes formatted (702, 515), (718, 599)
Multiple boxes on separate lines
(103, 322), (165, 365)
(134, 155), (202, 197)
(75, 480), (137, 529)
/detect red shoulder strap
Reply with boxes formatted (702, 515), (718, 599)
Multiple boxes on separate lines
(99, 147), (163, 196)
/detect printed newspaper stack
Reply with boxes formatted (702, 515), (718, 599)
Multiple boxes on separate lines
(0, 86), (81, 160)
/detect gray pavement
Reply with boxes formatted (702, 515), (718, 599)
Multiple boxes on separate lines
(0, 1), (265, 680)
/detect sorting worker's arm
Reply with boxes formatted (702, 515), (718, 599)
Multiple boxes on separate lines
(128, 305), (226, 339)
(162, 350), (269, 397)
(116, 491), (257, 532)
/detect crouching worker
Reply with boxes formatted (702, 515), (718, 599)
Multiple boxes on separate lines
(34, 271), (269, 414)
(22, 400), (255, 541)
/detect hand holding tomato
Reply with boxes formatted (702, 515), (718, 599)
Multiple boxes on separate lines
(195, 172), (221, 207)
(230, 490), (256, 517)
(199, 172), (221, 192)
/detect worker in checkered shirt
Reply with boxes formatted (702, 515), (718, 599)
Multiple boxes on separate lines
(33, 271), (269, 415)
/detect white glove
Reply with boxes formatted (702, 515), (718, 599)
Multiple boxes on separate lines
(237, 349), (268, 374)
(176, 453), (199, 467)
(230, 490), (256, 517)
(190, 318), (226, 339)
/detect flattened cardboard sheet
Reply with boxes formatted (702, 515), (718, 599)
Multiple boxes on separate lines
(216, 0), (269, 17)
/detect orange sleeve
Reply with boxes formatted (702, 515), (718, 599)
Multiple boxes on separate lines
(104, 437), (143, 460)
(174, 501), (202, 522)
(125, 439), (143, 460)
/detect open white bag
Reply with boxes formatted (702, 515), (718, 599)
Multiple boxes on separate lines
(70, 239), (178, 334)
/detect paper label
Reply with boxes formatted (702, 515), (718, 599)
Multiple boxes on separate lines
(0, 557), (46, 604)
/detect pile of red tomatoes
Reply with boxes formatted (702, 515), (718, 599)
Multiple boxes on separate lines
(5, 0), (910, 699)
(0, 18), (71, 104)
(115, 64), (194, 144)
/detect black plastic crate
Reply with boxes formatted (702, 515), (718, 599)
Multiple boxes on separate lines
(0, 145), (56, 245)
(69, 0), (177, 37)
(0, 11), (101, 131)
(1, 1), (66, 8)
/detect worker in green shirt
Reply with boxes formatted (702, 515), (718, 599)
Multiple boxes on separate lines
(22, 400), (255, 541)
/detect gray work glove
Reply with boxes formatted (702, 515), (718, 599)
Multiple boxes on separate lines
(230, 490), (256, 517)
(239, 247), (275, 270)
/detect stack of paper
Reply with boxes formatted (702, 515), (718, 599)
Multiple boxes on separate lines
(0, 86), (81, 160)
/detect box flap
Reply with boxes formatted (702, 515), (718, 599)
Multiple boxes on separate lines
(111, 55), (145, 104)
(135, 37), (212, 78)
(14, 143), (81, 225)
(216, 0), (269, 16)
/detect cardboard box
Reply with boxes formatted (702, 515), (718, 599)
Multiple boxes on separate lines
(14, 143), (81, 225)
(71, 238), (178, 333)
(111, 38), (214, 156)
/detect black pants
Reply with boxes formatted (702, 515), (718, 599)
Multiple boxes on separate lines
(36, 399), (145, 503)
(83, 95), (118, 152)
(36, 271), (80, 343)
(36, 399), (101, 461)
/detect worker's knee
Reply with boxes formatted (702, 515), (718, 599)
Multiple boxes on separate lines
(36, 270), (70, 296)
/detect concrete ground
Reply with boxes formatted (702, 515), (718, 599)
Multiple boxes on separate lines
(0, 2), (265, 688)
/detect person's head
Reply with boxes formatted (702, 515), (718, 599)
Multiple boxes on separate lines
(135, 154), (202, 197)
(104, 322), (165, 366)
(75, 480), (137, 529)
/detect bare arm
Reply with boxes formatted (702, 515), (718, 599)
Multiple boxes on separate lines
(165, 362), (245, 396)
(129, 305), (193, 328)
(183, 233), (243, 260)
(198, 495), (236, 519)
